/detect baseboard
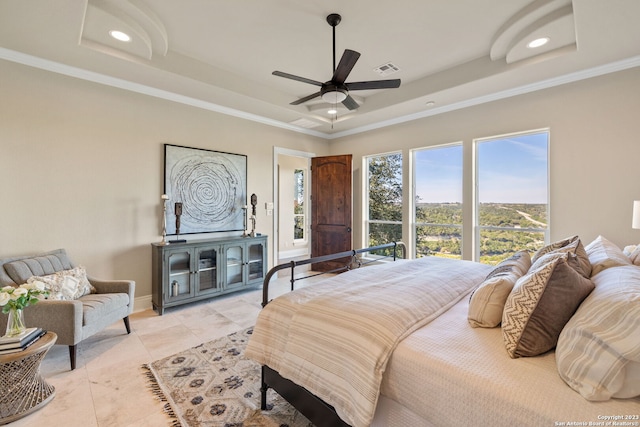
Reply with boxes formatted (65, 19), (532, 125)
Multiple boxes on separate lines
(134, 295), (153, 313)
(278, 248), (309, 259)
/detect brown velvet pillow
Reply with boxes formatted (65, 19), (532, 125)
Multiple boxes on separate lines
(531, 235), (592, 278)
(502, 252), (595, 358)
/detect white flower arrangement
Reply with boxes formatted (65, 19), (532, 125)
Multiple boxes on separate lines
(0, 281), (48, 314)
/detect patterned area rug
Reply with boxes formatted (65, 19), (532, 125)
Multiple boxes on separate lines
(142, 328), (313, 427)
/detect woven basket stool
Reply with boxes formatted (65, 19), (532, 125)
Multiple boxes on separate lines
(0, 332), (56, 425)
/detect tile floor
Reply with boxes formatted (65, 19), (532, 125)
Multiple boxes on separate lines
(7, 276), (312, 427)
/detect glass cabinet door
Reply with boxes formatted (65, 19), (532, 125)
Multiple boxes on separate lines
(225, 244), (244, 288)
(166, 250), (193, 301)
(247, 242), (265, 282)
(196, 247), (219, 294)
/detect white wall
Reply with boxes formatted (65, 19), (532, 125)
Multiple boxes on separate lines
(0, 60), (329, 304)
(328, 67), (640, 257)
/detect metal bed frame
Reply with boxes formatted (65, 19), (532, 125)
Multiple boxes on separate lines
(258, 242), (406, 427)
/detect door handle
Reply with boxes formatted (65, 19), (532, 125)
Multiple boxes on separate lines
(347, 227), (352, 232)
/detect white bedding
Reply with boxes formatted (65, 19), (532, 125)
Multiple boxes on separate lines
(248, 255), (640, 427)
(382, 296), (640, 427)
(246, 257), (492, 427)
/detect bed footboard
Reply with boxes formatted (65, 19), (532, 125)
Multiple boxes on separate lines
(258, 241), (406, 427)
(261, 241), (406, 307)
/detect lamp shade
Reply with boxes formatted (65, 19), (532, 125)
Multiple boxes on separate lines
(633, 200), (640, 229)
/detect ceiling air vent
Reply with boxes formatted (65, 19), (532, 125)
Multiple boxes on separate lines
(373, 62), (400, 77)
(289, 118), (321, 129)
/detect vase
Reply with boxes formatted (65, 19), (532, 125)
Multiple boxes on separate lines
(5, 308), (26, 337)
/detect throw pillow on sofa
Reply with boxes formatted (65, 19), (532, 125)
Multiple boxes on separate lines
(28, 266), (95, 300)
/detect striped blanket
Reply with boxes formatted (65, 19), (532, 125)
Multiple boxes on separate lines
(245, 256), (491, 427)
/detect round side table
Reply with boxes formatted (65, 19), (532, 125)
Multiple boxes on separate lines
(0, 331), (57, 425)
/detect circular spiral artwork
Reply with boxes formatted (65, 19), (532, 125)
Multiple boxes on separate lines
(166, 146), (246, 234)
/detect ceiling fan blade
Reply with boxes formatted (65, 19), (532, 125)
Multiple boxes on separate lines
(290, 91), (322, 105)
(342, 95), (359, 110)
(332, 49), (361, 85)
(346, 79), (401, 90)
(273, 71), (323, 87)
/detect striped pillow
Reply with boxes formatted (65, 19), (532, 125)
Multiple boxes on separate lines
(468, 250), (531, 328)
(556, 265), (640, 400)
(584, 235), (632, 276)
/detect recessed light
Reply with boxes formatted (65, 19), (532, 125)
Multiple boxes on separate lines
(327, 108), (338, 115)
(527, 37), (549, 49)
(109, 30), (131, 42)
(425, 101), (435, 107)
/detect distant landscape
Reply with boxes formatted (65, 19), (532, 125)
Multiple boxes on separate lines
(416, 202), (547, 264)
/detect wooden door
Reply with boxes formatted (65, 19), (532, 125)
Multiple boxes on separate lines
(311, 154), (352, 271)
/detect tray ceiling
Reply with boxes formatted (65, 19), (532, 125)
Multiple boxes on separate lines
(1, 0), (639, 138)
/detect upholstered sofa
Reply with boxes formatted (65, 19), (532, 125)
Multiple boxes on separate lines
(0, 249), (135, 370)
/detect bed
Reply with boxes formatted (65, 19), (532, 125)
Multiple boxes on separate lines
(245, 237), (640, 427)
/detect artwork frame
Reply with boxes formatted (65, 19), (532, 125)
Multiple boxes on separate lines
(164, 144), (247, 235)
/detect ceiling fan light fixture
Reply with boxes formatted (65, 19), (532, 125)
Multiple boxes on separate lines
(327, 108), (338, 115)
(321, 89), (348, 104)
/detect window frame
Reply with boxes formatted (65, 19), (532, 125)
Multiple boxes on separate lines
(363, 151), (403, 251)
(411, 142), (464, 259)
(293, 168), (306, 243)
(472, 129), (551, 262)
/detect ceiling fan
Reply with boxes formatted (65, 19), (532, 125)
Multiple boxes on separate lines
(273, 13), (401, 110)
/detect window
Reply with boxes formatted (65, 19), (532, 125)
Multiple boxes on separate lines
(293, 169), (305, 241)
(475, 130), (549, 264)
(413, 144), (463, 258)
(365, 152), (403, 252)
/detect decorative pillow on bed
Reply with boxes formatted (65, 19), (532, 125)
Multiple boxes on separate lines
(584, 235), (632, 276)
(468, 250), (531, 328)
(630, 246), (640, 266)
(27, 266), (95, 300)
(531, 235), (592, 278)
(556, 265), (640, 401)
(502, 252), (595, 358)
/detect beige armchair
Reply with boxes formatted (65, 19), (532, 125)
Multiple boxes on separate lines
(0, 249), (135, 370)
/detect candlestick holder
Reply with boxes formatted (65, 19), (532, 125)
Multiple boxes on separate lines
(242, 206), (249, 237)
(159, 194), (169, 245)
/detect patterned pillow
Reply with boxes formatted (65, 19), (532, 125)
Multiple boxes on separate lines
(556, 265), (640, 400)
(502, 252), (595, 358)
(468, 250), (531, 328)
(531, 235), (592, 278)
(585, 235), (633, 276)
(28, 266), (95, 300)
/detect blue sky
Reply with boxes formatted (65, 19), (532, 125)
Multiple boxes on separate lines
(414, 132), (548, 204)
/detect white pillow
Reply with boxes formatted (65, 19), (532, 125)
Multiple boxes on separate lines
(28, 266), (95, 300)
(556, 265), (640, 400)
(584, 235), (631, 276)
(629, 245), (640, 266)
(468, 250), (531, 328)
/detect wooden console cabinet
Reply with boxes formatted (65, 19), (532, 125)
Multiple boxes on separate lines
(151, 235), (267, 315)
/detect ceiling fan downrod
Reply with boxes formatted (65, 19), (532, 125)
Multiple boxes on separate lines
(327, 13), (341, 74)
